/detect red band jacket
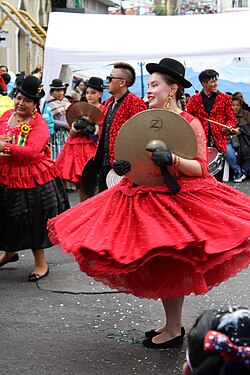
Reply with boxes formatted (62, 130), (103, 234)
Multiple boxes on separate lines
(98, 92), (147, 164)
(187, 91), (236, 153)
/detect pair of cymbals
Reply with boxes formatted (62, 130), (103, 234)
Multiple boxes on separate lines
(66, 102), (102, 126)
(114, 109), (197, 186)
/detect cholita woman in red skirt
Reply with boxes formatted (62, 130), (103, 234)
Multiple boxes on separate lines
(55, 77), (104, 201)
(0, 76), (69, 281)
(48, 58), (250, 349)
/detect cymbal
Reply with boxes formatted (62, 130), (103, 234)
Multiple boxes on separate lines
(66, 102), (103, 126)
(114, 109), (197, 186)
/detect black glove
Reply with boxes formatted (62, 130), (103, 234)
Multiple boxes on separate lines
(85, 124), (96, 134)
(146, 148), (173, 167)
(74, 119), (95, 134)
(112, 160), (131, 176)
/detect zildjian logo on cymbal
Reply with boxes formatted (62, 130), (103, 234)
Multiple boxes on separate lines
(148, 117), (163, 131)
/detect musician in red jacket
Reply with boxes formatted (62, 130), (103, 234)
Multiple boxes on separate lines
(187, 69), (236, 181)
(94, 62), (147, 192)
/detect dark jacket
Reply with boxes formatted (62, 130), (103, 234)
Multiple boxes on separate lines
(236, 109), (250, 162)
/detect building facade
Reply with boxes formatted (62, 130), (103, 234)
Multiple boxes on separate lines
(0, 0), (115, 75)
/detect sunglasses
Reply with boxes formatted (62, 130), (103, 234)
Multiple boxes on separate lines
(106, 76), (126, 83)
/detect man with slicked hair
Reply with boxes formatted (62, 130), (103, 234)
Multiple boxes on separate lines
(94, 62), (147, 192)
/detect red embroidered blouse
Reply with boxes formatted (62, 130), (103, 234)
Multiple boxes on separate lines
(0, 110), (59, 188)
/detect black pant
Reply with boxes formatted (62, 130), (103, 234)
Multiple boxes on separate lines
(213, 161), (225, 182)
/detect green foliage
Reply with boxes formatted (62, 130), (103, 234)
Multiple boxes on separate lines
(154, 1), (167, 14)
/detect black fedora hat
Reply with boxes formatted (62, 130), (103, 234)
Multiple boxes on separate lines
(49, 78), (69, 90)
(146, 58), (191, 88)
(86, 77), (105, 92)
(16, 75), (45, 99)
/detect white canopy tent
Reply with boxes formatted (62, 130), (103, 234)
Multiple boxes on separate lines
(43, 11), (250, 97)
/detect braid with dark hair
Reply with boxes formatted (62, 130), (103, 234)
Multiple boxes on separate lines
(160, 73), (186, 111)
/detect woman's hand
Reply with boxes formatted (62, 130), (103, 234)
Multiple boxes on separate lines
(72, 119), (96, 134)
(112, 160), (131, 176)
(73, 118), (90, 131)
(146, 148), (173, 167)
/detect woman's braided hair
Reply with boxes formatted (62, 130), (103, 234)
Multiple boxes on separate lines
(160, 73), (187, 111)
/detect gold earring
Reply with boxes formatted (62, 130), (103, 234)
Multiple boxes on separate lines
(31, 108), (37, 117)
(164, 95), (172, 110)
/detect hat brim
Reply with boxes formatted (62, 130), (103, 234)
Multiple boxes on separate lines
(146, 63), (191, 88)
(49, 85), (68, 90)
(16, 86), (45, 100)
(86, 84), (105, 92)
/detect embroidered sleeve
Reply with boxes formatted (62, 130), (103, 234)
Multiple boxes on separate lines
(190, 117), (208, 177)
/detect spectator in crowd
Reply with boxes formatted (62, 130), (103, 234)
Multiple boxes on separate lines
(233, 91), (250, 112)
(0, 65), (8, 74)
(0, 65), (15, 95)
(0, 74), (8, 96)
(1, 73), (11, 91)
(46, 79), (71, 159)
(31, 65), (42, 79)
(71, 79), (85, 102)
(41, 101), (55, 139)
(226, 94), (250, 182)
(0, 63), (13, 114)
(0, 91), (14, 117)
(9, 72), (25, 99)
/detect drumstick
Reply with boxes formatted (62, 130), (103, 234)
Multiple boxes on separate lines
(205, 118), (233, 131)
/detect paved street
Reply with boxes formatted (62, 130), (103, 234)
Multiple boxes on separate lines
(1, 181), (250, 375)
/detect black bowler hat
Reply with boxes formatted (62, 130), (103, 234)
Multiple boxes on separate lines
(49, 78), (69, 90)
(16, 75), (45, 99)
(86, 77), (105, 92)
(146, 58), (191, 88)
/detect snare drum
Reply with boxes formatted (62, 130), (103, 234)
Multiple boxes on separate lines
(207, 147), (224, 176)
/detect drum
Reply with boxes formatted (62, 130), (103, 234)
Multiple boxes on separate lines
(207, 147), (224, 176)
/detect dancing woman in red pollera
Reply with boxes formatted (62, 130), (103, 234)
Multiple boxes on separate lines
(55, 77), (105, 201)
(48, 58), (250, 349)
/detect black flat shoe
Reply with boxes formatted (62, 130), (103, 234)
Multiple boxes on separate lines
(0, 253), (19, 268)
(28, 267), (49, 282)
(143, 334), (184, 349)
(145, 326), (185, 339)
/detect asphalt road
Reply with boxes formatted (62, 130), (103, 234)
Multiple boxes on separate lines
(1, 181), (250, 375)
